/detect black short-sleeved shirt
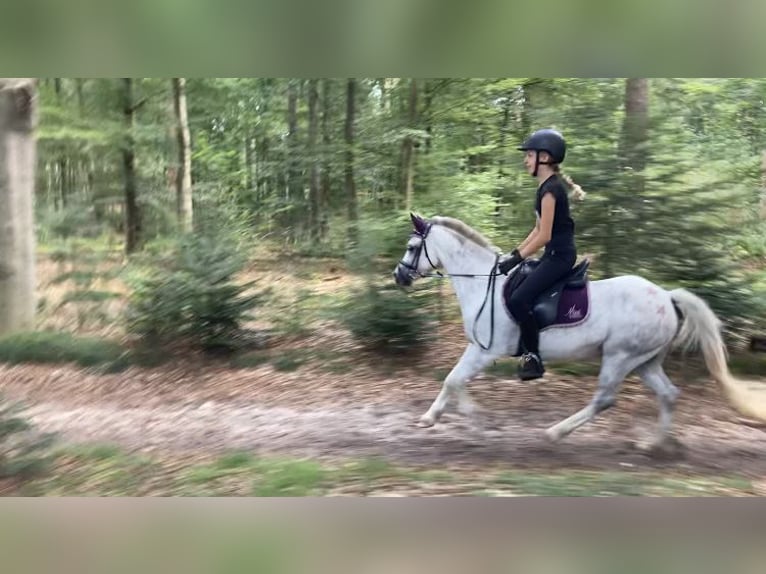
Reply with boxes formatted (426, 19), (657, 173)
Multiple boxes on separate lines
(535, 174), (576, 256)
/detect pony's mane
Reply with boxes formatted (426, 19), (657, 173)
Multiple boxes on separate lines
(430, 216), (501, 253)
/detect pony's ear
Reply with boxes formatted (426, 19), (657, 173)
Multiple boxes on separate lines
(410, 212), (427, 234)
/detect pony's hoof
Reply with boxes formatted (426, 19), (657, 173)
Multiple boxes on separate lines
(418, 414), (436, 428)
(634, 436), (685, 460)
(544, 427), (562, 443)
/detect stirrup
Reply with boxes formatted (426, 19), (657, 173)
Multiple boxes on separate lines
(518, 352), (545, 381)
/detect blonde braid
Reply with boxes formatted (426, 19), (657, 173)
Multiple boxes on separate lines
(561, 173), (586, 201)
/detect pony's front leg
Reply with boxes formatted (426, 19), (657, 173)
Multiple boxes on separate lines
(418, 343), (497, 427)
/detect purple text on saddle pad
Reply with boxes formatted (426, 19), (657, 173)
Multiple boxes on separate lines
(555, 286), (589, 325)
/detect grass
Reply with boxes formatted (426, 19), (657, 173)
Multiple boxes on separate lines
(230, 347), (356, 374)
(728, 352), (766, 377)
(476, 471), (755, 497)
(251, 458), (329, 496)
(0, 330), (128, 371)
(9, 444), (759, 497)
(270, 350), (308, 372)
(21, 443), (159, 496)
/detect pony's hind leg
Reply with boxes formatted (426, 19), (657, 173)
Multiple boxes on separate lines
(418, 343), (497, 427)
(546, 348), (663, 442)
(634, 358), (683, 456)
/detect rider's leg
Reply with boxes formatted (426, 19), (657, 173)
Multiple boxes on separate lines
(507, 252), (575, 380)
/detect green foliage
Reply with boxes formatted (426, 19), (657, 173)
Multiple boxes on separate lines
(32, 77), (766, 343)
(265, 288), (320, 340)
(229, 351), (271, 369)
(732, 217), (766, 261)
(0, 331), (126, 368)
(728, 352), (766, 376)
(251, 458), (329, 497)
(10, 445), (756, 496)
(345, 210), (414, 269)
(42, 238), (123, 332)
(489, 470), (750, 497)
(0, 396), (56, 480)
(339, 281), (437, 355)
(37, 203), (109, 241)
(33, 444), (157, 496)
(124, 234), (262, 354)
(270, 350), (307, 372)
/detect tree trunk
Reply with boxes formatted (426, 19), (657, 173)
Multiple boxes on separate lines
(620, 78), (650, 176)
(172, 77), (193, 233)
(603, 78), (649, 278)
(244, 136), (253, 193)
(75, 78), (85, 114)
(344, 79), (358, 243)
(320, 79), (331, 239)
(761, 149), (766, 219)
(307, 79), (320, 239)
(121, 78), (141, 254)
(257, 138), (269, 204)
(495, 94), (512, 217)
(519, 79), (536, 142)
(377, 78), (387, 112)
(54, 78), (68, 209)
(286, 79), (301, 236)
(400, 79), (418, 212)
(424, 80), (433, 156)
(619, 78), (650, 260)
(0, 78), (38, 334)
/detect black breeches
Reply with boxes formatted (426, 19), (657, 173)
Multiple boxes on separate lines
(507, 251), (575, 353)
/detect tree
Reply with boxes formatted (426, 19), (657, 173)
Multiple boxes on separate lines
(172, 78), (193, 233)
(344, 78), (358, 243)
(761, 149), (766, 219)
(307, 79), (320, 239)
(400, 78), (418, 212)
(0, 78), (38, 335)
(121, 78), (141, 254)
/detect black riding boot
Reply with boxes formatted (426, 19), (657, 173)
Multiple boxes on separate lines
(518, 314), (545, 381)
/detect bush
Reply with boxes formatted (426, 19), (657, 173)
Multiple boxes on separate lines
(0, 395), (56, 481)
(339, 282), (437, 355)
(0, 331), (126, 369)
(124, 234), (262, 354)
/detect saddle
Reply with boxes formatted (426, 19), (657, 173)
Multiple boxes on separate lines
(503, 258), (591, 355)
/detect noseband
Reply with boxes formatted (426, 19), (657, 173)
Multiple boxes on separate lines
(398, 224), (442, 279)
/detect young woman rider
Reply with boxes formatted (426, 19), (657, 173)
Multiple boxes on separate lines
(497, 128), (585, 380)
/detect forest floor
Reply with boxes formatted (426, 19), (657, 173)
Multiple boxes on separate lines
(1, 250), (764, 496)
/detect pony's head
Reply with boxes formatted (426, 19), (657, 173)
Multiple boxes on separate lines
(393, 213), (440, 287)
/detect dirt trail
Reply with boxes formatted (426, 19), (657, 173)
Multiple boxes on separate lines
(2, 361), (765, 477)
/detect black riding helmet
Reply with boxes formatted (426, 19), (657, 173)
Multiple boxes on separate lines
(518, 128), (566, 176)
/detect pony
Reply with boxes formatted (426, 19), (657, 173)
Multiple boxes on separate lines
(393, 213), (766, 453)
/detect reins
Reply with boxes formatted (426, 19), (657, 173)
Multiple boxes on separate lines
(399, 224), (502, 351)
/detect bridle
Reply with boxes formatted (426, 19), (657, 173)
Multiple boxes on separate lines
(397, 224), (443, 279)
(397, 223), (501, 351)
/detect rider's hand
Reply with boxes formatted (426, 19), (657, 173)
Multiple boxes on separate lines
(497, 249), (523, 275)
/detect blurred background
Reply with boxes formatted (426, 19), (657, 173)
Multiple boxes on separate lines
(28, 78), (766, 337)
(0, 77), (764, 497)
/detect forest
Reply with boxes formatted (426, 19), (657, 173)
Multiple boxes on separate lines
(0, 77), (764, 497)
(30, 78), (766, 333)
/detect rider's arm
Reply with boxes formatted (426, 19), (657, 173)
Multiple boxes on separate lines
(519, 193), (555, 258)
(517, 225), (538, 252)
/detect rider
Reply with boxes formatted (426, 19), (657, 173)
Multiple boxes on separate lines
(497, 128), (585, 381)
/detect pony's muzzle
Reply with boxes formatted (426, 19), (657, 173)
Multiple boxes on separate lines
(393, 265), (413, 287)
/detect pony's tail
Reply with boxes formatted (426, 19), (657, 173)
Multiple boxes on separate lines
(670, 288), (766, 423)
(561, 173), (586, 201)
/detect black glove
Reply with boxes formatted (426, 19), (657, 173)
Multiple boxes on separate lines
(497, 249), (523, 275)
